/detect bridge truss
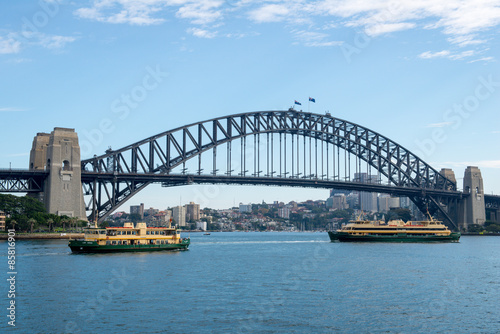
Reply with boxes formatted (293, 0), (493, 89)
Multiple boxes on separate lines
(80, 110), (463, 227)
(0, 169), (47, 192)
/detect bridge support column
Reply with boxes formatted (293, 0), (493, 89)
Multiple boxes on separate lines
(461, 166), (486, 230)
(29, 128), (86, 221)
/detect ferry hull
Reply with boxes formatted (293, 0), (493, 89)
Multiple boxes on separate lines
(328, 231), (460, 243)
(69, 240), (190, 253)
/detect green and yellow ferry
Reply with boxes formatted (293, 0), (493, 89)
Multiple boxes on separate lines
(328, 217), (460, 243)
(69, 222), (190, 253)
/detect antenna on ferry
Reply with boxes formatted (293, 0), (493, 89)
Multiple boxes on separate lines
(93, 210), (99, 229)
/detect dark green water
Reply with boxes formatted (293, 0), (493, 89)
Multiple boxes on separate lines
(1, 233), (500, 333)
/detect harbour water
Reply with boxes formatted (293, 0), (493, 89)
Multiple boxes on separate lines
(2, 232), (500, 333)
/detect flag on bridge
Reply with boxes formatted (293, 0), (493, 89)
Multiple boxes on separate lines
(294, 100), (302, 105)
(309, 97), (316, 103)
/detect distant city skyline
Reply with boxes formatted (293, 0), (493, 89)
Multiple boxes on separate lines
(1, 1), (499, 211)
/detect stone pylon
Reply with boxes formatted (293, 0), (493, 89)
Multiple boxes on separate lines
(462, 166), (486, 229)
(29, 128), (87, 220)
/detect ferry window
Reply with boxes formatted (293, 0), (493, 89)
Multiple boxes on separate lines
(112, 241), (116, 245)
(106, 241), (110, 245)
(147, 231), (150, 235)
(132, 231), (136, 235)
(126, 231), (130, 235)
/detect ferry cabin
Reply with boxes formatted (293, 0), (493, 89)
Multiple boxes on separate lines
(339, 219), (452, 236)
(84, 222), (183, 246)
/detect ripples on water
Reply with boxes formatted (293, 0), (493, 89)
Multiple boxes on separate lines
(1, 233), (499, 333)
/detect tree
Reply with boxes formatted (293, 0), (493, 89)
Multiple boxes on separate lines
(28, 218), (36, 234)
(467, 224), (484, 233)
(387, 208), (412, 222)
(47, 218), (54, 232)
(60, 216), (71, 231)
(129, 213), (142, 223)
(485, 224), (500, 233)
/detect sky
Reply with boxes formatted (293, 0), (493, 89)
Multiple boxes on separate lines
(0, 0), (499, 212)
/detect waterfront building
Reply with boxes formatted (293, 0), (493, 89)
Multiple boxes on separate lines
(150, 211), (171, 227)
(239, 203), (252, 213)
(400, 197), (410, 208)
(278, 207), (290, 219)
(0, 210), (5, 230)
(130, 203), (144, 219)
(145, 207), (159, 217)
(346, 192), (359, 209)
(326, 194), (349, 210)
(196, 221), (207, 231)
(354, 173), (378, 212)
(172, 206), (186, 227)
(186, 202), (200, 221)
(379, 195), (402, 213)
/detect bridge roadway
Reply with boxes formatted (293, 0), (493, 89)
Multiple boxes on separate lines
(0, 168), (472, 199)
(79, 171), (468, 199)
(0, 169), (48, 192)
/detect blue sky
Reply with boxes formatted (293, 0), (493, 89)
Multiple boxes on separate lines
(1, 0), (499, 211)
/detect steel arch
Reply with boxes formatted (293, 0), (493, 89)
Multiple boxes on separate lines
(81, 110), (457, 222)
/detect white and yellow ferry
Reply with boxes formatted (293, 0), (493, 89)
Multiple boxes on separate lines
(69, 222), (190, 253)
(328, 217), (460, 243)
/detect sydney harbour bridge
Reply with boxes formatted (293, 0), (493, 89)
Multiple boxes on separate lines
(1, 110), (498, 230)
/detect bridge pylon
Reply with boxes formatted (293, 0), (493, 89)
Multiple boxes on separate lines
(461, 166), (486, 229)
(29, 128), (87, 221)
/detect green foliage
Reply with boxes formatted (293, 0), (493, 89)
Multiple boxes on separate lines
(129, 213), (142, 222)
(0, 194), (86, 232)
(99, 221), (110, 228)
(467, 224), (484, 233)
(387, 208), (412, 222)
(0, 194), (46, 217)
(485, 224), (500, 233)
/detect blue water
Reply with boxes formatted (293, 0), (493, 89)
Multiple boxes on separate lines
(1, 233), (500, 333)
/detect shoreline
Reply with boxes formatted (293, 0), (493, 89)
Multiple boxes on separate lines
(0, 233), (84, 240)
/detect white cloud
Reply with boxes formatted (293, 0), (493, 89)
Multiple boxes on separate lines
(419, 49), (476, 60)
(38, 35), (77, 49)
(71, 0), (500, 54)
(447, 34), (487, 47)
(0, 31), (76, 54)
(316, 0), (500, 45)
(418, 50), (451, 59)
(176, 0), (224, 25)
(293, 30), (342, 47)
(75, 0), (168, 25)
(0, 35), (21, 54)
(0, 107), (28, 112)
(248, 4), (290, 23)
(468, 56), (494, 63)
(364, 22), (416, 36)
(76, 0), (225, 26)
(187, 27), (218, 38)
(449, 50), (475, 60)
